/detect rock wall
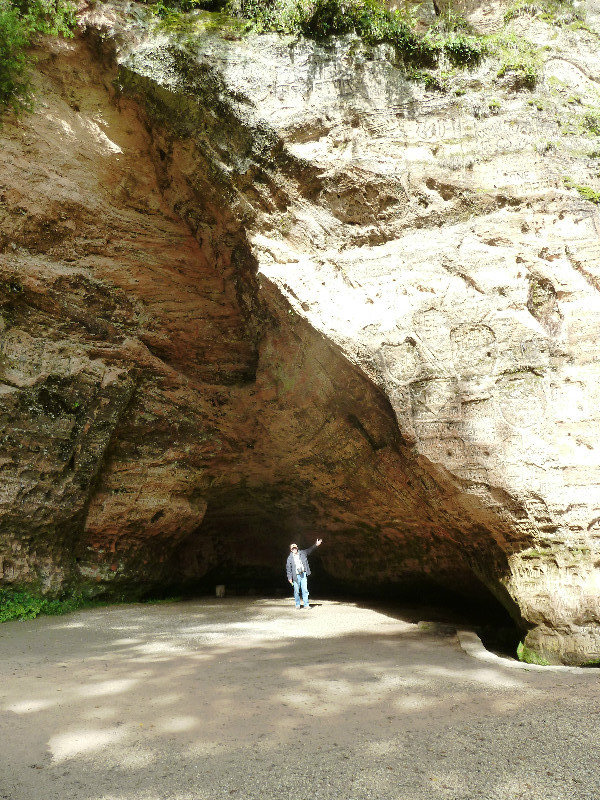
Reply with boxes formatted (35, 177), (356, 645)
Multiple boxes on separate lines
(2, 0), (600, 662)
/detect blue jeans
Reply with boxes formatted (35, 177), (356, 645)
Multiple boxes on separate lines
(293, 573), (309, 607)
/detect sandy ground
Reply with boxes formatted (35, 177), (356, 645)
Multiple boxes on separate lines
(0, 598), (599, 800)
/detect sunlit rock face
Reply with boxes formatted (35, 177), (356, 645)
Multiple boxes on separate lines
(2, 0), (600, 663)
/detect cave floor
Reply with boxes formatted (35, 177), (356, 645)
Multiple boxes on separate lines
(0, 598), (598, 800)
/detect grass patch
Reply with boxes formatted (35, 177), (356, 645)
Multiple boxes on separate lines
(0, 588), (188, 622)
(563, 176), (600, 204)
(0, 588), (89, 622)
(517, 640), (550, 665)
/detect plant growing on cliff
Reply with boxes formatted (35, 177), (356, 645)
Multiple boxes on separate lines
(0, 0), (75, 116)
(225, 0), (486, 71)
(563, 176), (600, 204)
(516, 640), (550, 665)
(305, 0), (441, 66)
(425, 7), (485, 68)
(0, 0), (31, 113)
(583, 112), (600, 136)
(488, 32), (540, 88)
(504, 0), (585, 27)
(12, 0), (75, 36)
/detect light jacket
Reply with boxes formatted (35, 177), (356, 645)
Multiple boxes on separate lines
(286, 544), (317, 583)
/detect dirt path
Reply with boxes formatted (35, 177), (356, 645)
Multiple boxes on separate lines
(0, 598), (598, 800)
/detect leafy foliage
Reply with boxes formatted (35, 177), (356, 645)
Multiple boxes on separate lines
(0, 588), (87, 622)
(304, 0), (439, 67)
(516, 640), (550, 666)
(425, 8), (485, 68)
(0, 0), (32, 113)
(224, 0), (489, 71)
(0, 0), (75, 116)
(440, 32), (485, 67)
(13, 0), (76, 35)
(221, 0), (298, 30)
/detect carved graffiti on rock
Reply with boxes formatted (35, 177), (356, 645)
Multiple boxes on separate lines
(377, 338), (421, 386)
(495, 371), (548, 429)
(417, 436), (468, 469)
(459, 398), (498, 447)
(450, 323), (497, 379)
(587, 518), (600, 537)
(410, 377), (461, 424)
(516, 338), (551, 369)
(412, 309), (451, 358)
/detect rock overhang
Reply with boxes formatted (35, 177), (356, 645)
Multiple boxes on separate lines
(2, 1), (600, 664)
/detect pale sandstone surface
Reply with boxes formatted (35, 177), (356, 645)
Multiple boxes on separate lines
(2, 2), (600, 662)
(1, 599), (599, 800)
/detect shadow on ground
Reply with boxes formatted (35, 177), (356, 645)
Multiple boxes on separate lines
(0, 598), (597, 800)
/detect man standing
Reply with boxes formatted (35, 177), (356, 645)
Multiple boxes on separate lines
(286, 539), (323, 609)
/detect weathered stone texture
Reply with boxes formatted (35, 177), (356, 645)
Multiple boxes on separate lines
(2, 1), (600, 662)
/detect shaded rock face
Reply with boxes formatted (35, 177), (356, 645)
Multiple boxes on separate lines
(2, 1), (600, 662)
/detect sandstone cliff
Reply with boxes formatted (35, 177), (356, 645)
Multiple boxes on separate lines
(2, 0), (600, 663)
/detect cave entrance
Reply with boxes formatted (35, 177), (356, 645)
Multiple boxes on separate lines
(163, 497), (522, 659)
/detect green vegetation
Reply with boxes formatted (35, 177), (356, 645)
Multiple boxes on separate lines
(0, 0), (562, 112)
(223, 0), (486, 70)
(0, 0), (32, 113)
(148, 6), (240, 35)
(488, 31), (540, 88)
(0, 588), (189, 622)
(527, 97), (545, 110)
(583, 112), (600, 136)
(563, 176), (600, 204)
(141, 595), (183, 604)
(0, 0), (76, 115)
(222, 0), (544, 87)
(517, 640), (550, 665)
(148, 0), (229, 21)
(12, 0), (75, 35)
(504, 0), (585, 27)
(0, 587), (87, 622)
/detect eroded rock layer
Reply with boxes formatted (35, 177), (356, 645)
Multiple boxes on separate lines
(2, 0), (600, 662)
